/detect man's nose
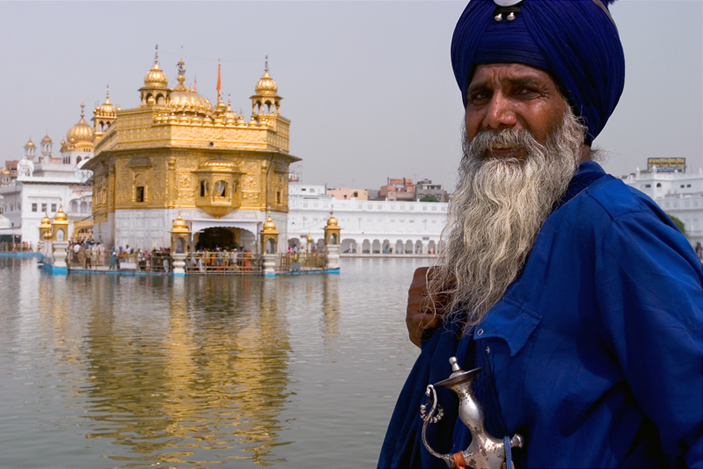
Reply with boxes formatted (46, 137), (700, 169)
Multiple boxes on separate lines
(483, 92), (517, 130)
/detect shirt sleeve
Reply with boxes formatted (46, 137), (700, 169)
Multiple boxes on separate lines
(596, 207), (703, 467)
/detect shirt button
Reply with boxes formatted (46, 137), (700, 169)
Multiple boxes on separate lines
(476, 328), (484, 336)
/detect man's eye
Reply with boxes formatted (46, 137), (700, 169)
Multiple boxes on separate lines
(515, 87), (538, 96)
(469, 92), (490, 103)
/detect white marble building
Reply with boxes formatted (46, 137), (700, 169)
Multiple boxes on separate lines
(622, 165), (703, 248)
(0, 103), (95, 247)
(288, 182), (447, 254)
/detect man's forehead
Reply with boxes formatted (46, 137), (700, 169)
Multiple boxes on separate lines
(469, 63), (557, 87)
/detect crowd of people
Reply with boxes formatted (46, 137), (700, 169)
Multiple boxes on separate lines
(67, 241), (175, 272)
(186, 247), (256, 273)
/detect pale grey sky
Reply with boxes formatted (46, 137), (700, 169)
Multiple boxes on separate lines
(0, 1), (701, 190)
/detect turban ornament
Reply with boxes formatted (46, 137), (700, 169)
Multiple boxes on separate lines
(451, 0), (625, 144)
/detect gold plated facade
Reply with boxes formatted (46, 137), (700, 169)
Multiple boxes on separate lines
(85, 51), (299, 235)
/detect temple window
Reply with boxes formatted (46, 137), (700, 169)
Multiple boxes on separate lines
(51, 204), (57, 213)
(215, 180), (227, 197)
(42, 203), (47, 213)
(200, 180), (209, 197)
(136, 186), (145, 202)
(32, 203), (37, 212)
(276, 191), (281, 204)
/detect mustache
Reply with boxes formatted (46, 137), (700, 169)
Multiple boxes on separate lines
(463, 128), (543, 161)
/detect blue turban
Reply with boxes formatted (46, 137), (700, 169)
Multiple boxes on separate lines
(451, 0), (625, 144)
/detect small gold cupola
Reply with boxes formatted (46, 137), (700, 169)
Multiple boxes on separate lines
(324, 209), (342, 245)
(94, 86), (117, 138)
(251, 56), (282, 118)
(261, 214), (280, 254)
(41, 133), (52, 162)
(39, 214), (52, 240)
(140, 45), (170, 107)
(24, 138), (36, 161)
(52, 206), (69, 242)
(170, 214), (191, 254)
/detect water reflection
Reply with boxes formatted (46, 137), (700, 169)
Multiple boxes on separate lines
(321, 274), (340, 341)
(0, 258), (420, 469)
(62, 275), (291, 467)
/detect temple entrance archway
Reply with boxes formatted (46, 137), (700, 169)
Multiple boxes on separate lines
(194, 226), (257, 252)
(196, 227), (234, 250)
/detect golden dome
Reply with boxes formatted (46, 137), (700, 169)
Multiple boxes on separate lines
(1, 167), (10, 176)
(144, 46), (168, 88)
(224, 96), (237, 124)
(66, 102), (95, 144)
(326, 212), (338, 227)
(263, 216), (277, 232)
(39, 215), (52, 229)
(171, 214), (190, 234)
(41, 135), (52, 143)
(306, 234), (313, 243)
(216, 99), (227, 114)
(53, 206), (68, 223)
(254, 57), (278, 96)
(169, 60), (212, 113)
(97, 87), (116, 117)
(25, 140), (35, 148)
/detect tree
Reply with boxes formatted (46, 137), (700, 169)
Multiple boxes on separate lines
(419, 194), (438, 202)
(667, 214), (688, 237)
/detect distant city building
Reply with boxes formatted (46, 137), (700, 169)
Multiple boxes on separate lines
(327, 187), (368, 200)
(380, 177), (415, 201)
(367, 189), (382, 201)
(288, 182), (446, 254)
(622, 164), (703, 247)
(0, 105), (94, 245)
(415, 179), (449, 202)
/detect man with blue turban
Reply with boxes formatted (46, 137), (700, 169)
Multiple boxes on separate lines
(379, 1), (703, 467)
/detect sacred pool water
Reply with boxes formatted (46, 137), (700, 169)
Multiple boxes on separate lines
(0, 257), (425, 469)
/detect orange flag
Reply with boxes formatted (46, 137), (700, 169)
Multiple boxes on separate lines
(216, 60), (221, 105)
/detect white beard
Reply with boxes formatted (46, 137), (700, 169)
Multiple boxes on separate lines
(431, 108), (586, 332)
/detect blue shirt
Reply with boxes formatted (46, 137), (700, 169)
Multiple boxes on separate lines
(379, 161), (703, 468)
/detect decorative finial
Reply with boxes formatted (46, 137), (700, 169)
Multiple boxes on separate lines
(265, 55), (269, 73)
(80, 100), (85, 118)
(154, 44), (159, 64)
(177, 59), (186, 82)
(105, 85), (110, 102)
(228, 94), (231, 107)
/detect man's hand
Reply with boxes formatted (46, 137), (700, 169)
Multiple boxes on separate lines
(406, 266), (444, 347)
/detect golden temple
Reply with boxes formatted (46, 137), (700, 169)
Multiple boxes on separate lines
(84, 47), (300, 251)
